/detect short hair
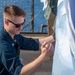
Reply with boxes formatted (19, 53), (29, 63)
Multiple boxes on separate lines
(4, 5), (26, 18)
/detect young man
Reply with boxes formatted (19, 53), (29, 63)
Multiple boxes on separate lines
(0, 5), (54, 75)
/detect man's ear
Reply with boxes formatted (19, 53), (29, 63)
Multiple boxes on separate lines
(4, 20), (9, 25)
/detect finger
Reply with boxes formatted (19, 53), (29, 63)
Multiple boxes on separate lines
(42, 41), (48, 47)
(46, 43), (51, 50)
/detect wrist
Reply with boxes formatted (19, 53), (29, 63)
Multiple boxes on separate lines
(40, 53), (49, 62)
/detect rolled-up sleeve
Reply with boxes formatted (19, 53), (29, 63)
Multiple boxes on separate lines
(16, 35), (39, 51)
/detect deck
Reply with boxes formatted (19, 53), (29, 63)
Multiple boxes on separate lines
(20, 33), (53, 75)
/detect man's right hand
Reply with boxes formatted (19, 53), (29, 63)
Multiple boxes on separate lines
(41, 42), (54, 60)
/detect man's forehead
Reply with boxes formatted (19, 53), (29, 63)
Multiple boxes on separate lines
(13, 16), (25, 23)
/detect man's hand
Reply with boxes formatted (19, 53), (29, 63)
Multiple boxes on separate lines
(41, 42), (54, 60)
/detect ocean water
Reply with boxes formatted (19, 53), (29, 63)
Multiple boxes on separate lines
(0, 0), (47, 32)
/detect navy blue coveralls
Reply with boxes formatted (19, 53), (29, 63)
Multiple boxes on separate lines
(0, 27), (39, 75)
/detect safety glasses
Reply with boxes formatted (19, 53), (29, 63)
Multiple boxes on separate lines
(7, 19), (25, 28)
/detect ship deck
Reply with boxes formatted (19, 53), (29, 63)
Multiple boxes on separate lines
(20, 33), (53, 75)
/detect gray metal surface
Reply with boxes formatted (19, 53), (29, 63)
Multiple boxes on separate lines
(20, 50), (53, 75)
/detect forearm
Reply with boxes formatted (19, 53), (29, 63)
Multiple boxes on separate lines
(39, 35), (55, 49)
(19, 53), (46, 75)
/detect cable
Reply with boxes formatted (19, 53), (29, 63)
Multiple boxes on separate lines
(22, 9), (43, 30)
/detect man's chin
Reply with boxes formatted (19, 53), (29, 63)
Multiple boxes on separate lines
(15, 32), (20, 35)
